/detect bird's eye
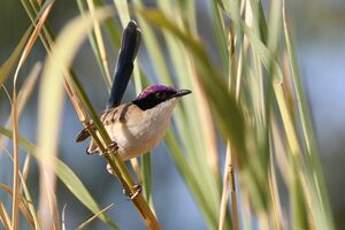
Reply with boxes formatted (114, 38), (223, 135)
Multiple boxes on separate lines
(155, 92), (166, 99)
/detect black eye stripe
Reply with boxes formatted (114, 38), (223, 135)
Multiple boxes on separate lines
(133, 91), (174, 110)
(156, 92), (167, 99)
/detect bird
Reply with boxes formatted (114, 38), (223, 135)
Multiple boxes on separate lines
(75, 21), (191, 168)
(76, 84), (191, 160)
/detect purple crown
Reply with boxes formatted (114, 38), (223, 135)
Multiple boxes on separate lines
(136, 84), (177, 100)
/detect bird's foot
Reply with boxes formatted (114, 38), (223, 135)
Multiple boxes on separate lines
(123, 184), (142, 200)
(106, 163), (115, 175)
(106, 165), (142, 199)
(85, 146), (92, 155)
(106, 141), (118, 154)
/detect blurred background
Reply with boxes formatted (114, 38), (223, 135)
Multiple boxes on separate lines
(0, 0), (344, 229)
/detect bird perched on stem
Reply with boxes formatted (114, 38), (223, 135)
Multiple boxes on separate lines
(76, 21), (191, 164)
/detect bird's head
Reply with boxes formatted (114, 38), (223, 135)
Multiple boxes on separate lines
(132, 84), (191, 110)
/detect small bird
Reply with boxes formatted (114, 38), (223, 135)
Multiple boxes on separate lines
(76, 21), (191, 164)
(76, 84), (191, 161)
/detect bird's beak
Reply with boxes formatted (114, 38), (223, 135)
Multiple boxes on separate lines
(174, 89), (192, 98)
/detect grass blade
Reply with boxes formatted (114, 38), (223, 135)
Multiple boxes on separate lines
(0, 27), (32, 85)
(282, 2), (334, 228)
(138, 8), (245, 162)
(0, 202), (12, 230)
(86, 0), (112, 87)
(165, 131), (218, 227)
(10, 2), (55, 228)
(38, 6), (159, 228)
(36, 6), (111, 229)
(20, 154), (40, 229)
(21, 1), (158, 228)
(0, 126), (118, 229)
(77, 203), (114, 229)
(141, 154), (154, 209)
(76, 0), (112, 89)
(134, 0), (172, 84)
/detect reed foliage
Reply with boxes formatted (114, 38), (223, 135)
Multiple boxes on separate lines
(0, 0), (334, 229)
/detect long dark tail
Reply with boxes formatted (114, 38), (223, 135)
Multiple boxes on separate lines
(107, 20), (141, 109)
(76, 21), (140, 143)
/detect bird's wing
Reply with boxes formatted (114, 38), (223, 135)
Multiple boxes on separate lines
(75, 127), (93, 142)
(107, 20), (141, 109)
(75, 105), (126, 143)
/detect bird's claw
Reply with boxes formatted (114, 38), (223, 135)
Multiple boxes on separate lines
(107, 165), (142, 199)
(106, 141), (118, 154)
(123, 184), (142, 200)
(106, 163), (115, 175)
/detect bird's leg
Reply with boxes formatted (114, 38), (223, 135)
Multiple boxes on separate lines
(101, 141), (119, 156)
(106, 141), (118, 153)
(104, 142), (142, 199)
(108, 142), (118, 150)
(105, 141), (119, 174)
(106, 164), (142, 200)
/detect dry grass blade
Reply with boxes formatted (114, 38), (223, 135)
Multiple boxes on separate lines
(0, 27), (32, 85)
(11, 52), (22, 230)
(13, 0), (54, 87)
(218, 17), (243, 229)
(1, 86), (11, 103)
(86, 0), (112, 87)
(36, 7), (111, 229)
(0, 62), (41, 147)
(61, 205), (67, 230)
(0, 125), (118, 228)
(77, 203), (114, 229)
(218, 144), (231, 230)
(219, 142), (239, 230)
(0, 63), (41, 229)
(11, 2), (53, 228)
(16, 2), (119, 227)
(17, 62), (42, 115)
(189, 66), (220, 186)
(0, 183), (35, 228)
(20, 155), (40, 229)
(0, 141), (40, 229)
(0, 202), (12, 230)
(11, 54), (22, 230)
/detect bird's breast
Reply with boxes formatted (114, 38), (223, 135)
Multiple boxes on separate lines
(105, 99), (177, 160)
